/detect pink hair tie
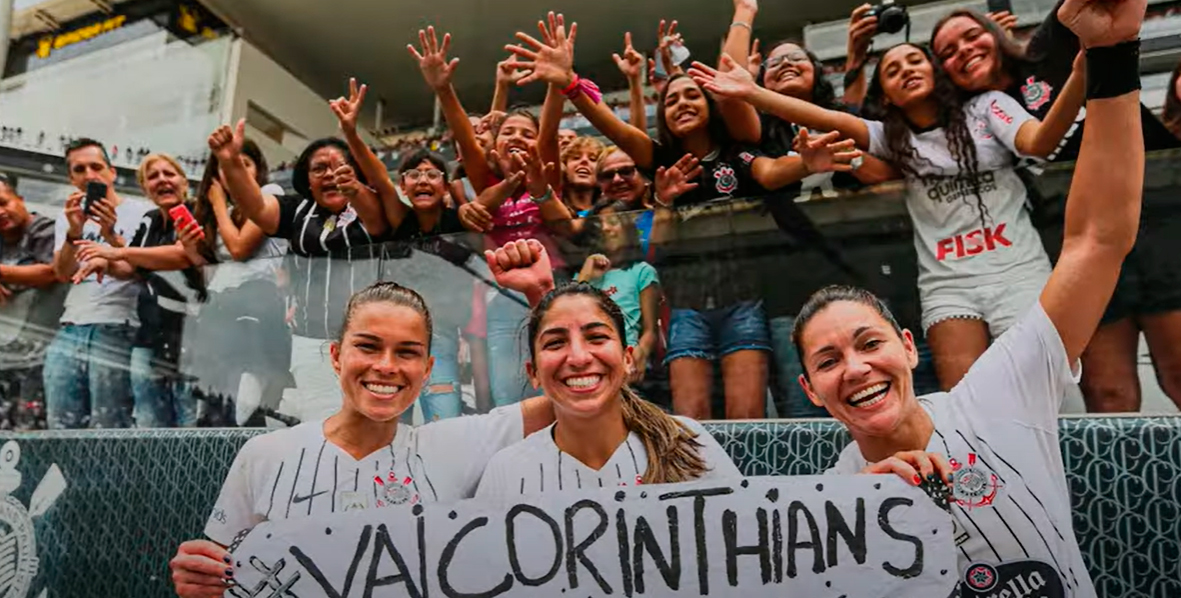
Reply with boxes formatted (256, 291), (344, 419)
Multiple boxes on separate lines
(561, 74), (602, 104)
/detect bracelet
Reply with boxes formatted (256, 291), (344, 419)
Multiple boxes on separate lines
(531, 186), (556, 205)
(66, 232), (83, 244)
(730, 21), (752, 30)
(652, 191), (673, 208)
(561, 74), (582, 96)
(561, 74), (603, 104)
(1085, 40), (1141, 100)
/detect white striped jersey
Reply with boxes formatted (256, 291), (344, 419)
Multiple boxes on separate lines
(204, 404), (523, 545)
(475, 416), (742, 498)
(830, 304), (1095, 598)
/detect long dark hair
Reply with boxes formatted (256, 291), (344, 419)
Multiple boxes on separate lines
(292, 138), (366, 201)
(192, 138), (269, 261)
(655, 74), (731, 153)
(865, 43), (988, 228)
(931, 10), (1030, 93)
(791, 284), (904, 380)
(759, 40), (839, 110)
(526, 284), (709, 484)
(1165, 61), (1181, 140)
(490, 108), (540, 180)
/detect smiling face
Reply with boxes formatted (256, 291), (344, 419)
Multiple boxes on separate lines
(66, 145), (116, 191)
(662, 77), (711, 138)
(494, 115), (539, 175)
(0, 183), (30, 237)
(471, 116), (495, 150)
(763, 43), (815, 100)
(307, 146), (350, 212)
(558, 129), (578, 150)
(933, 16), (1000, 92)
(528, 294), (634, 420)
(797, 301), (920, 440)
(597, 208), (629, 254)
(878, 45), (937, 109)
(330, 302), (434, 423)
(141, 157), (187, 210)
(564, 149), (598, 189)
(400, 159), (446, 211)
(596, 151), (646, 205)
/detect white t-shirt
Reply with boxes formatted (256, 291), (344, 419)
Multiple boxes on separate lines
(866, 91), (1051, 291)
(828, 304), (1094, 598)
(54, 198), (154, 326)
(475, 416), (742, 498)
(203, 404), (524, 545)
(206, 185), (289, 293)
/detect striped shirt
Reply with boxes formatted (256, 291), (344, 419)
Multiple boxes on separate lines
(475, 416), (742, 498)
(204, 404), (524, 545)
(829, 304), (1095, 598)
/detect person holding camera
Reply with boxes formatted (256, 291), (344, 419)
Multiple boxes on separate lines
(43, 139), (153, 429)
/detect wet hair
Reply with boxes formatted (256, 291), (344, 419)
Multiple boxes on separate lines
(398, 149), (451, 184)
(759, 40), (839, 110)
(291, 138), (366, 200)
(930, 9), (1029, 92)
(1165, 61), (1181, 140)
(864, 43), (989, 229)
(655, 74), (730, 153)
(65, 137), (111, 167)
(192, 138), (270, 260)
(526, 284), (709, 484)
(337, 281), (434, 353)
(791, 285), (904, 380)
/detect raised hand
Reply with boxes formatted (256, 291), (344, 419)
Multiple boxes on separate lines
(208, 119), (245, 163)
(170, 539), (233, 598)
(688, 55), (758, 99)
(329, 156), (361, 199)
(746, 38), (763, 78)
(505, 11), (577, 88)
(613, 32), (644, 81)
(207, 179), (227, 211)
(88, 198), (118, 239)
(511, 145), (556, 198)
(408, 26), (460, 90)
(64, 191), (87, 235)
(1058, 0), (1146, 48)
(654, 153), (703, 205)
(794, 128), (863, 174)
(579, 253), (612, 282)
(496, 58), (524, 87)
(329, 78), (368, 135)
(485, 238), (556, 305)
(656, 19), (685, 75)
(847, 4), (878, 67)
(987, 10), (1019, 34)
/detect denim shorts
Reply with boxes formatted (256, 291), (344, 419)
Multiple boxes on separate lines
(664, 300), (772, 364)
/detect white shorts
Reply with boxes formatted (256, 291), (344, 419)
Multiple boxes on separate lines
(920, 265), (1051, 338)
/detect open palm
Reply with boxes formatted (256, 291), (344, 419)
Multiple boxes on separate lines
(655, 154), (703, 204)
(689, 56), (757, 99)
(330, 78), (367, 134)
(507, 12), (577, 87)
(613, 32), (644, 80)
(409, 26), (459, 90)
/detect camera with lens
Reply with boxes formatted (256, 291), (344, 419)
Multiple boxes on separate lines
(866, 0), (910, 36)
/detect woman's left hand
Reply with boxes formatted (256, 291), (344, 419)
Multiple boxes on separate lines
(485, 239), (555, 304)
(512, 145), (556, 199)
(505, 12), (577, 88)
(654, 153), (703, 205)
(794, 128), (863, 175)
(688, 55), (759, 100)
(329, 78), (368, 135)
(861, 450), (955, 488)
(73, 240), (120, 264)
(72, 256), (109, 284)
(329, 157), (362, 199)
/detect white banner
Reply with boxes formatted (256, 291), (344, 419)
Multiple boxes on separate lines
(227, 476), (957, 597)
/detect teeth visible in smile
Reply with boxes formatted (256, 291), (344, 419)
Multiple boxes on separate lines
(848, 382), (889, 407)
(564, 375), (602, 389)
(965, 56), (983, 71)
(363, 382), (403, 395)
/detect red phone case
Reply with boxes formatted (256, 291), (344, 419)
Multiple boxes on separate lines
(169, 205), (203, 239)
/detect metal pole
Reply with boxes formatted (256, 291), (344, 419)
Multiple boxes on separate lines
(0, 0), (15, 80)
(375, 98), (385, 134)
(432, 95), (442, 134)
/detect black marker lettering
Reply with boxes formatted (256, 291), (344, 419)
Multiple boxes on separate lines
(825, 499), (867, 567)
(786, 501), (825, 578)
(506, 504), (562, 586)
(290, 524), (371, 598)
(723, 508), (771, 586)
(878, 497), (923, 579)
(564, 499), (612, 594)
(772, 509), (783, 583)
(439, 517), (513, 598)
(616, 508), (634, 597)
(418, 514), (429, 598)
(632, 506), (681, 594)
(659, 486), (733, 595)
(364, 524), (423, 598)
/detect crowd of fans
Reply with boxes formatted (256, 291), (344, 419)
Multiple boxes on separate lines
(1, 0), (1180, 434)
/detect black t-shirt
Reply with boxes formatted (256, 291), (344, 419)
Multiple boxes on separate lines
(1017, 4), (1180, 163)
(648, 140), (763, 206)
(391, 207), (466, 241)
(129, 208), (205, 361)
(274, 194), (376, 257)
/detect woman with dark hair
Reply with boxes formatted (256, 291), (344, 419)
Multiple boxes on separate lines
(169, 280), (557, 598)
(790, 3), (1145, 590)
(934, 7), (1181, 413)
(507, 13), (776, 421)
(208, 113), (387, 423)
(1165, 60), (1181, 139)
(692, 42), (1055, 391)
(175, 137), (292, 426)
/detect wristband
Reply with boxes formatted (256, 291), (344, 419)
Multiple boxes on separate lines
(530, 186), (556, 205)
(561, 74), (603, 104)
(730, 21), (752, 30)
(1085, 40), (1141, 100)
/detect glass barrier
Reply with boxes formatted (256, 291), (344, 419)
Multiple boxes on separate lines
(2, 149), (1181, 430)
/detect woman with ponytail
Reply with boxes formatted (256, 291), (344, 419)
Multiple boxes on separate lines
(476, 240), (740, 494)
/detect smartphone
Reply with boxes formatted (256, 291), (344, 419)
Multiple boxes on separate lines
(986, 0), (1013, 14)
(83, 181), (107, 216)
(168, 204), (202, 239)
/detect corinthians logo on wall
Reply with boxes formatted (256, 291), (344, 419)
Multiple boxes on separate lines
(0, 441), (67, 598)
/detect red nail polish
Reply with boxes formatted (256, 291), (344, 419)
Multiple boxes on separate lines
(912, 475), (922, 485)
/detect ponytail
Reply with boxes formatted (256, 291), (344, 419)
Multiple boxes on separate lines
(620, 386), (709, 484)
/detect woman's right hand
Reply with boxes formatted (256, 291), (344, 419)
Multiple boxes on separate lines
(408, 26), (460, 91)
(794, 128), (863, 175)
(613, 32), (644, 82)
(171, 539), (233, 598)
(506, 12), (577, 88)
(654, 153), (703, 205)
(861, 450), (955, 488)
(688, 55), (759, 100)
(847, 4), (878, 67)
(208, 120), (245, 163)
(580, 253), (611, 282)
(485, 238), (555, 304)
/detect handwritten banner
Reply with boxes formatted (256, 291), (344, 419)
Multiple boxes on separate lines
(228, 476), (956, 597)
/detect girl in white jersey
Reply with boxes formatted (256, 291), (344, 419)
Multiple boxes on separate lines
(782, 0), (1146, 591)
(476, 241), (741, 498)
(168, 279), (555, 598)
(690, 43), (1061, 391)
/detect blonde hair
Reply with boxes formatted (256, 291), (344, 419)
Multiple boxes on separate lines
(560, 136), (605, 165)
(136, 153), (189, 201)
